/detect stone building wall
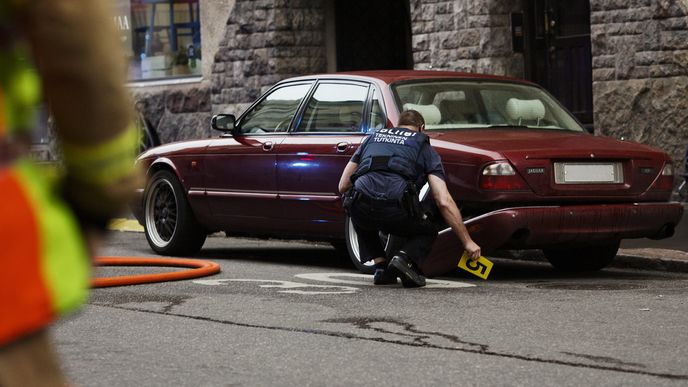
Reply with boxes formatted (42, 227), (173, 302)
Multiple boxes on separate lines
(129, 0), (688, 183)
(210, 0), (327, 116)
(592, 0), (688, 175)
(128, 0), (233, 146)
(409, 0), (524, 77)
(132, 85), (213, 144)
(132, 0), (327, 145)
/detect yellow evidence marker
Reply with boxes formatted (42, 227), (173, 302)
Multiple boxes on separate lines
(458, 252), (493, 280)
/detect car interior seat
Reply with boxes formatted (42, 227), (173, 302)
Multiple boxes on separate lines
(402, 103), (441, 126)
(505, 98), (546, 126)
(438, 99), (481, 124)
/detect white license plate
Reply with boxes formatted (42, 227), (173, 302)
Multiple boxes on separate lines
(554, 162), (623, 184)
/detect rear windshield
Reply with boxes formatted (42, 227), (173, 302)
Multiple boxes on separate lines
(392, 80), (584, 132)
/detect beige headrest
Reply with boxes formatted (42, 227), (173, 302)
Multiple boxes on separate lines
(506, 98), (546, 121)
(402, 103), (442, 125)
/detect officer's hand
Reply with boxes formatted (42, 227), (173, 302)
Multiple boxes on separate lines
(464, 240), (481, 261)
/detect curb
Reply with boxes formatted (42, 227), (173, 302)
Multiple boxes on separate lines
(615, 248), (688, 273)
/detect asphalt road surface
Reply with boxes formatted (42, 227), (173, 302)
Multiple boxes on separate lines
(54, 232), (688, 386)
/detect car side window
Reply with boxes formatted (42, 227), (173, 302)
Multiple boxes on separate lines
(295, 83), (368, 133)
(238, 83), (312, 135)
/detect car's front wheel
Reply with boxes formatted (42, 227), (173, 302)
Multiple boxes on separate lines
(144, 170), (206, 256)
(543, 241), (620, 272)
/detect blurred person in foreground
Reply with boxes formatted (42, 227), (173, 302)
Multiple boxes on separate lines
(338, 110), (480, 288)
(0, 0), (140, 385)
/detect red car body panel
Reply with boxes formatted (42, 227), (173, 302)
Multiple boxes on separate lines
(422, 202), (684, 276)
(132, 70), (683, 264)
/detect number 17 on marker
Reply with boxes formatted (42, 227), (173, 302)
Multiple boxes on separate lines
(458, 252), (493, 280)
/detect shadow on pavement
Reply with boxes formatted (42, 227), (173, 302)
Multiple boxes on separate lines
(196, 246), (352, 271)
(442, 258), (687, 282)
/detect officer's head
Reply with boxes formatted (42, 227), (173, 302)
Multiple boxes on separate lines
(398, 110), (426, 132)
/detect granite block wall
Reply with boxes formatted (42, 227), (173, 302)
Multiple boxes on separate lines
(132, 85), (213, 144)
(409, 0), (524, 77)
(592, 0), (688, 175)
(210, 0), (327, 116)
(129, 0), (688, 184)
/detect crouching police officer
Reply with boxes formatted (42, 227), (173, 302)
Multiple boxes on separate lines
(338, 110), (481, 287)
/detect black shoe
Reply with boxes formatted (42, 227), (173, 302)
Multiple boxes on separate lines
(373, 268), (398, 285)
(389, 255), (426, 288)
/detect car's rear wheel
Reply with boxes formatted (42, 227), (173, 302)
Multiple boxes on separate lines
(344, 217), (375, 274)
(144, 170), (206, 256)
(344, 217), (405, 274)
(543, 241), (620, 272)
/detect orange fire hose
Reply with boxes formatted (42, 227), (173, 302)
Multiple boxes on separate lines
(92, 256), (221, 288)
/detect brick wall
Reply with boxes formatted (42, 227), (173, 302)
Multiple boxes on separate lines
(592, 0), (688, 173)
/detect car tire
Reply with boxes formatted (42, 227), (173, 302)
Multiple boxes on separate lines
(344, 217), (375, 274)
(344, 217), (406, 274)
(543, 241), (620, 272)
(144, 170), (206, 256)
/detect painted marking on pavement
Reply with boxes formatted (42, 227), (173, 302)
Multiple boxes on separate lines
(193, 279), (359, 295)
(108, 218), (144, 233)
(294, 273), (476, 288)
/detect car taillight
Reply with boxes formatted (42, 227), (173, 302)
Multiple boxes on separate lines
(479, 162), (529, 190)
(650, 163), (674, 191)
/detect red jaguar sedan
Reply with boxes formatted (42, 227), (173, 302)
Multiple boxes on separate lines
(131, 70), (683, 276)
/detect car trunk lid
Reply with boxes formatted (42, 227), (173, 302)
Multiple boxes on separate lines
(429, 129), (667, 197)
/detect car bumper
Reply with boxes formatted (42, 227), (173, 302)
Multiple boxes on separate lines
(421, 202), (684, 276)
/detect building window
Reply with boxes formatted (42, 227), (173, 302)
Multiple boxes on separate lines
(115, 0), (202, 81)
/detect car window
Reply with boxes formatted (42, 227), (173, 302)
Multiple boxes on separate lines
(368, 88), (386, 132)
(295, 83), (369, 133)
(239, 83), (312, 135)
(392, 81), (584, 132)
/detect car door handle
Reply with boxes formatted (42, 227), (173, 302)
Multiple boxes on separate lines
(262, 141), (274, 152)
(336, 142), (350, 153)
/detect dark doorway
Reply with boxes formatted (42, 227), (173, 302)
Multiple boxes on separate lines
(523, 0), (593, 130)
(334, 0), (413, 71)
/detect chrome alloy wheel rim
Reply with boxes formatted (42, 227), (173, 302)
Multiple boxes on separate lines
(347, 218), (376, 269)
(145, 178), (178, 248)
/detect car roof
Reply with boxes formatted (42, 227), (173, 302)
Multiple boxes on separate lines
(280, 70), (535, 86)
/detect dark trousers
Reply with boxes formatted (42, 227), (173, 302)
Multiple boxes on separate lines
(350, 198), (438, 268)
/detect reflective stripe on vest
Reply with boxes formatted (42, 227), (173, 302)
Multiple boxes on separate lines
(354, 127), (429, 181)
(0, 87), (6, 136)
(0, 53), (41, 136)
(0, 160), (89, 345)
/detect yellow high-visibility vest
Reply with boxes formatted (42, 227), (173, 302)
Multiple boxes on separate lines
(0, 5), (90, 346)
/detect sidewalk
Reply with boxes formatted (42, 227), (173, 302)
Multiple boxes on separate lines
(109, 212), (688, 274)
(616, 247), (688, 272)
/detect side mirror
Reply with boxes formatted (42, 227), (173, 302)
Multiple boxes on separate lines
(211, 114), (236, 133)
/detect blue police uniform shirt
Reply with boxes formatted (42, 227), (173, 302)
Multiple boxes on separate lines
(351, 128), (446, 200)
